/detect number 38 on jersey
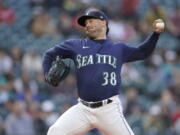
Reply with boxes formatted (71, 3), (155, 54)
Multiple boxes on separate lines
(102, 72), (117, 86)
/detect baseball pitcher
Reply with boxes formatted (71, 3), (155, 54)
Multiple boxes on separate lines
(42, 8), (164, 135)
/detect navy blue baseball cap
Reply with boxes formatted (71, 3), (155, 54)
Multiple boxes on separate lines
(77, 8), (108, 26)
(77, 8), (109, 34)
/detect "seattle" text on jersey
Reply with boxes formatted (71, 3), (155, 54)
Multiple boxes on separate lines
(76, 54), (117, 69)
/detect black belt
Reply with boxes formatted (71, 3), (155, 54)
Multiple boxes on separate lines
(80, 99), (113, 108)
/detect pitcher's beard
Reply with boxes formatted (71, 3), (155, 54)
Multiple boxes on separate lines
(85, 30), (100, 39)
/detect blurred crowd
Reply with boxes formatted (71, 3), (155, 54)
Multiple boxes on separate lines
(0, 0), (180, 135)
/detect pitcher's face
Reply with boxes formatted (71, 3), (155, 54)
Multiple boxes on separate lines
(84, 18), (106, 39)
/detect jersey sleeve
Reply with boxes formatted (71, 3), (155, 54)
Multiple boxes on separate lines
(122, 32), (160, 63)
(42, 39), (75, 76)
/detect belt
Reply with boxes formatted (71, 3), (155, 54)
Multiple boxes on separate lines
(80, 99), (113, 108)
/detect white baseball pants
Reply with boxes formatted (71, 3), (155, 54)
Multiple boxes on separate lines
(47, 95), (134, 135)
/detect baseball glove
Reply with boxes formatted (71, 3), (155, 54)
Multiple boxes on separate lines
(46, 56), (70, 87)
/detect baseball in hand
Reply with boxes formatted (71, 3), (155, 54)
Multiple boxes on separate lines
(156, 22), (165, 29)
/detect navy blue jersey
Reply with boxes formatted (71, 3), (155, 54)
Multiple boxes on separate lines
(43, 32), (160, 101)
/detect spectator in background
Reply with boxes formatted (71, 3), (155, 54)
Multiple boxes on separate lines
(57, 12), (74, 38)
(108, 17), (137, 42)
(124, 87), (141, 116)
(167, 6), (180, 39)
(171, 67), (180, 103)
(120, 0), (139, 20)
(10, 46), (23, 78)
(63, 0), (80, 15)
(161, 50), (178, 86)
(22, 50), (42, 73)
(30, 10), (58, 37)
(34, 109), (48, 135)
(0, 0), (15, 25)
(0, 48), (14, 104)
(160, 89), (176, 113)
(121, 63), (145, 88)
(35, 71), (53, 102)
(136, 20), (150, 41)
(159, 105), (173, 134)
(13, 70), (38, 98)
(41, 100), (59, 127)
(144, 105), (164, 135)
(0, 48), (12, 74)
(145, 53), (165, 95)
(0, 72), (14, 104)
(145, 2), (166, 27)
(126, 104), (144, 135)
(27, 101), (48, 135)
(5, 100), (35, 135)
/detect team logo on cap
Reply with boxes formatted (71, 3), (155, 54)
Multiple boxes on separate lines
(100, 16), (103, 19)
